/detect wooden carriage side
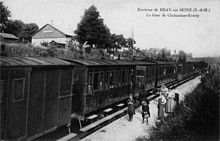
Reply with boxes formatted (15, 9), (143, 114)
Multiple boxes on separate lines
(150, 60), (177, 87)
(63, 58), (136, 120)
(134, 60), (156, 98)
(0, 63), (31, 140)
(0, 57), (74, 140)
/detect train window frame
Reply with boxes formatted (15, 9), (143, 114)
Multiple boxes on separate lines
(113, 71), (117, 87)
(115, 71), (122, 87)
(104, 72), (109, 90)
(93, 71), (104, 91)
(121, 70), (126, 85)
(13, 78), (25, 102)
(93, 72), (99, 91)
(109, 71), (114, 89)
(128, 70), (133, 84)
(87, 72), (93, 95)
(0, 80), (3, 103)
(99, 72), (104, 90)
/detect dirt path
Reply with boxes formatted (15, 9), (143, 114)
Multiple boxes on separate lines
(81, 76), (201, 141)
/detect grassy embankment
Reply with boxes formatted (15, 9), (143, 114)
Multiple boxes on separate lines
(3, 43), (111, 59)
(137, 59), (220, 141)
(4, 43), (80, 58)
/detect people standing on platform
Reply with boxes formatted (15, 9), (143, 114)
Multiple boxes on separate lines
(141, 100), (150, 124)
(165, 90), (175, 116)
(157, 93), (166, 120)
(160, 84), (169, 97)
(127, 95), (135, 121)
(173, 89), (180, 106)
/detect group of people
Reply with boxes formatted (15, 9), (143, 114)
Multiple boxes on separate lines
(127, 84), (180, 124)
(127, 95), (150, 124)
(157, 84), (179, 120)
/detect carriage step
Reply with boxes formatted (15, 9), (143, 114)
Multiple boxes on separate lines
(103, 108), (113, 116)
(87, 114), (98, 123)
(116, 103), (125, 109)
(57, 133), (78, 141)
(80, 107), (127, 132)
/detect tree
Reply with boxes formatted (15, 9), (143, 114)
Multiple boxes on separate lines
(178, 50), (186, 62)
(111, 34), (126, 50)
(74, 5), (111, 49)
(0, 1), (11, 32)
(126, 37), (136, 49)
(4, 20), (25, 37)
(20, 23), (39, 42)
(159, 47), (171, 61)
(5, 21), (39, 42)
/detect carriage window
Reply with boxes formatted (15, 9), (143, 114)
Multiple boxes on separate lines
(0, 80), (3, 102)
(93, 72), (104, 91)
(88, 73), (93, 94)
(118, 71), (122, 86)
(73, 73), (78, 82)
(128, 70), (133, 83)
(109, 72), (114, 88)
(104, 72), (109, 90)
(13, 78), (25, 101)
(122, 71), (125, 84)
(115, 71), (122, 87)
(94, 73), (99, 90)
(136, 69), (145, 80)
(99, 72), (104, 90)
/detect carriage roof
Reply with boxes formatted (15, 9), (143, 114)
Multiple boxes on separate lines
(62, 58), (155, 66)
(0, 57), (73, 67)
(149, 60), (177, 65)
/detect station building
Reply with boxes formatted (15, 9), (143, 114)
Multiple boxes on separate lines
(31, 24), (73, 48)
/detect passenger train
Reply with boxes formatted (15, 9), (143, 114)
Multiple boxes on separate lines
(0, 57), (207, 140)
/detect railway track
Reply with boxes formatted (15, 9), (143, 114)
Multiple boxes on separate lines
(36, 74), (201, 141)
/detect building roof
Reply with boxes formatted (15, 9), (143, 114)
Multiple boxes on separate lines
(0, 33), (19, 40)
(149, 60), (177, 65)
(32, 24), (73, 39)
(62, 58), (155, 66)
(0, 57), (73, 67)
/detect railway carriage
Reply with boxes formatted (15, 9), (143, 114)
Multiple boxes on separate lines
(0, 57), (74, 140)
(134, 61), (156, 98)
(63, 58), (140, 120)
(152, 60), (177, 86)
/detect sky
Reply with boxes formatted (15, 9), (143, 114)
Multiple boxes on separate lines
(3, 0), (220, 57)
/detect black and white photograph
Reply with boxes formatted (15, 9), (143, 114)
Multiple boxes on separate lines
(0, 0), (219, 140)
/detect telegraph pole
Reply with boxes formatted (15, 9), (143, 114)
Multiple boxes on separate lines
(132, 27), (134, 59)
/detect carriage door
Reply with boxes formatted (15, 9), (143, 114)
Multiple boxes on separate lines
(7, 68), (30, 140)
(57, 69), (73, 126)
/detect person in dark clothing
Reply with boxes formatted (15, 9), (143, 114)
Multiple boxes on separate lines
(127, 96), (135, 121)
(173, 89), (180, 106)
(142, 100), (150, 124)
